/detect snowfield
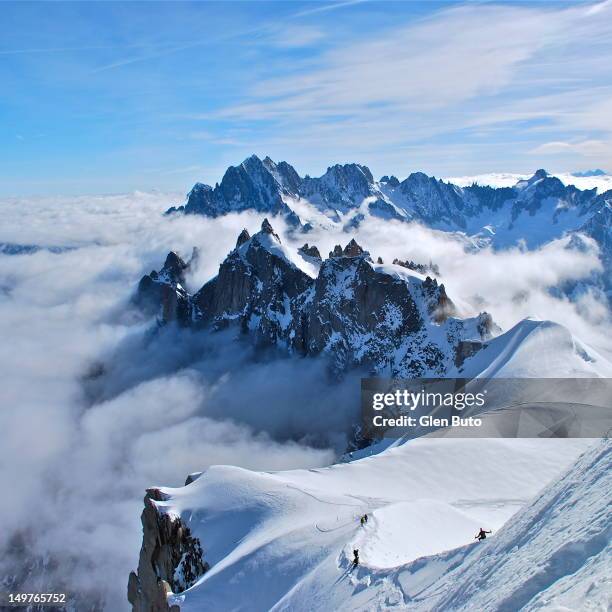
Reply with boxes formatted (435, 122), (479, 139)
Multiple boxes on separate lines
(453, 318), (612, 378)
(154, 437), (604, 611)
(447, 171), (612, 195)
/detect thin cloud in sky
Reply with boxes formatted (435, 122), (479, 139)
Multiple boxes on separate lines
(291, 0), (369, 18)
(529, 140), (609, 157)
(207, 0), (612, 175)
(0, 44), (145, 56)
(221, 2), (609, 117)
(1, 0), (612, 195)
(89, 1), (353, 74)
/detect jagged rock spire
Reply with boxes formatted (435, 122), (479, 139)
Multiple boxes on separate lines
(329, 245), (343, 258)
(327, 239), (366, 259)
(261, 218), (274, 234)
(236, 229), (251, 248)
(299, 243), (322, 260)
(260, 218), (281, 242)
(343, 238), (364, 257)
(163, 252), (188, 280)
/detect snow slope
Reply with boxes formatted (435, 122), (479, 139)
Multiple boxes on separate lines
(453, 318), (612, 378)
(415, 438), (612, 611)
(154, 437), (596, 611)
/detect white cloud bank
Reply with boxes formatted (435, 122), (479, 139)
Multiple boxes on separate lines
(0, 191), (609, 609)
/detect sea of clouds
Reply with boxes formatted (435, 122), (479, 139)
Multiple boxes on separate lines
(0, 191), (609, 610)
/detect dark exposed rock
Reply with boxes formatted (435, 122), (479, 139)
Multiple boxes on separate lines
(343, 238), (364, 257)
(422, 276), (455, 323)
(134, 251), (193, 325)
(377, 256), (383, 264)
(329, 245), (343, 258)
(164, 158), (609, 302)
(175, 156), (296, 220)
(261, 217), (277, 236)
(184, 472), (203, 486)
(136, 221), (492, 376)
(236, 228), (251, 248)
(163, 252), (188, 285)
(393, 258), (440, 276)
(301, 163), (377, 213)
(298, 243), (322, 260)
(477, 312), (495, 338)
(380, 175), (400, 188)
(128, 489), (209, 612)
(455, 340), (485, 368)
(193, 221), (311, 346)
(189, 246), (200, 266)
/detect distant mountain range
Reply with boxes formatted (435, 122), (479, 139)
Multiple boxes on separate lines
(165, 155), (611, 301)
(572, 169), (607, 177)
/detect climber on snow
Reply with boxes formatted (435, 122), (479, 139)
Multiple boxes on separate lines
(360, 514), (368, 525)
(475, 528), (492, 541)
(353, 549), (360, 566)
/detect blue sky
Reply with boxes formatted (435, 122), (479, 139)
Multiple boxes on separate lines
(1, 0), (612, 195)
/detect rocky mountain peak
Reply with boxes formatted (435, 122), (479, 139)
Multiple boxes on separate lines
(163, 252), (188, 283)
(516, 168), (553, 190)
(321, 163), (375, 191)
(380, 175), (400, 188)
(405, 171), (435, 185)
(136, 224), (495, 376)
(236, 229), (251, 248)
(343, 238), (365, 257)
(241, 153), (265, 171)
(329, 245), (343, 258)
(533, 169), (549, 180)
(260, 218), (278, 237)
(328, 239), (368, 259)
(298, 243), (321, 260)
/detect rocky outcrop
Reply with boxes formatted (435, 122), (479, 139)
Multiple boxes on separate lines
(128, 488), (208, 612)
(135, 250), (198, 326)
(136, 220), (494, 376)
(392, 258), (441, 276)
(298, 243), (321, 260)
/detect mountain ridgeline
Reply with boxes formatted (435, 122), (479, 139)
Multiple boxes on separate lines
(136, 219), (494, 378)
(165, 156), (611, 302)
(165, 156), (610, 239)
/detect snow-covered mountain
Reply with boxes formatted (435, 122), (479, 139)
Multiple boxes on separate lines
(165, 156), (612, 302)
(127, 434), (608, 611)
(136, 218), (496, 378)
(571, 168), (608, 178)
(167, 156), (610, 250)
(136, 219), (610, 380)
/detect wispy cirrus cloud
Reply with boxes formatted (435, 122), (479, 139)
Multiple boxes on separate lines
(530, 140), (610, 157)
(206, 1), (612, 174)
(267, 25), (325, 48)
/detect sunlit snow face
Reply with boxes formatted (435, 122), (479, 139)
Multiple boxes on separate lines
(0, 191), (609, 609)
